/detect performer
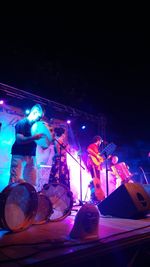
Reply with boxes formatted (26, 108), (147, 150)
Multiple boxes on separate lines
(110, 155), (134, 188)
(107, 155), (121, 189)
(87, 135), (105, 203)
(49, 127), (70, 188)
(9, 104), (45, 188)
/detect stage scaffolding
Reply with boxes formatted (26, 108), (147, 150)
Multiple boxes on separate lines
(0, 82), (106, 138)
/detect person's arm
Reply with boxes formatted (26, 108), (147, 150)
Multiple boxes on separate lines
(16, 133), (44, 144)
(111, 165), (121, 179)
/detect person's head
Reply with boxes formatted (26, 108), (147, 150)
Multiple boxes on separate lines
(112, 156), (118, 165)
(28, 104), (45, 122)
(92, 135), (103, 146)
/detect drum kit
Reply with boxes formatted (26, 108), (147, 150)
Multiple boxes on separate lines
(0, 121), (73, 232)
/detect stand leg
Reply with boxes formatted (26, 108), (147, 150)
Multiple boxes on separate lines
(83, 185), (90, 202)
(77, 155), (84, 206)
(106, 170), (109, 197)
(105, 159), (109, 197)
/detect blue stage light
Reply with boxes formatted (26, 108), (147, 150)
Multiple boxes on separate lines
(25, 109), (30, 115)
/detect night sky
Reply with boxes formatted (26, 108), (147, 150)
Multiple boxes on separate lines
(0, 16), (150, 158)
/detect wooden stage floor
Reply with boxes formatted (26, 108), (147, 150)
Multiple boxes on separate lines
(0, 205), (150, 267)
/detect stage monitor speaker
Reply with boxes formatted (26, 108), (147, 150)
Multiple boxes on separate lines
(98, 183), (150, 219)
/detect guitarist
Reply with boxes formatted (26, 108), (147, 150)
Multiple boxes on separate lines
(87, 136), (105, 203)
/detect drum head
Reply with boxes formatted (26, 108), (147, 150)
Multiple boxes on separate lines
(33, 193), (53, 225)
(42, 183), (73, 222)
(0, 182), (38, 232)
(31, 121), (52, 149)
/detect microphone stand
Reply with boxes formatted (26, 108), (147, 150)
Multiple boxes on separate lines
(54, 139), (85, 205)
(59, 145), (63, 185)
(104, 152), (109, 197)
(139, 166), (149, 184)
(77, 150), (84, 206)
(54, 139), (85, 169)
(100, 142), (117, 197)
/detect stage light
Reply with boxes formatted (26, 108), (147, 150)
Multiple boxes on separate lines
(81, 125), (86, 130)
(67, 120), (71, 124)
(25, 109), (30, 115)
(0, 100), (4, 105)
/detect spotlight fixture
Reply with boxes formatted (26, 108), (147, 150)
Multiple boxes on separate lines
(25, 109), (30, 115)
(81, 125), (86, 130)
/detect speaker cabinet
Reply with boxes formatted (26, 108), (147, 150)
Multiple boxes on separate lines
(98, 183), (150, 219)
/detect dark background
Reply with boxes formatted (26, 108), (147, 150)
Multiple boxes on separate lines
(0, 14), (150, 174)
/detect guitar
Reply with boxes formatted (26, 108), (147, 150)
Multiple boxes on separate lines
(93, 177), (105, 201)
(90, 154), (104, 167)
(88, 142), (116, 167)
(92, 165), (105, 201)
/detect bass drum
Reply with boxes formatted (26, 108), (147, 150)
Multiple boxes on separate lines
(0, 182), (38, 232)
(31, 121), (52, 149)
(41, 183), (73, 222)
(33, 192), (53, 225)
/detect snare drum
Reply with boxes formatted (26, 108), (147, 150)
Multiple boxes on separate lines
(33, 192), (53, 225)
(31, 121), (52, 149)
(41, 183), (73, 222)
(0, 182), (38, 232)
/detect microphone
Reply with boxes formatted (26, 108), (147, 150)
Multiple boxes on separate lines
(101, 139), (109, 145)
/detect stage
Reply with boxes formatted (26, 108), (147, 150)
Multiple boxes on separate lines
(1, 84), (150, 266)
(0, 204), (150, 267)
